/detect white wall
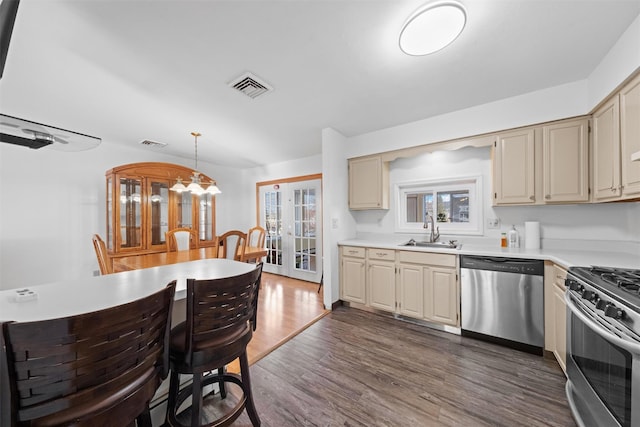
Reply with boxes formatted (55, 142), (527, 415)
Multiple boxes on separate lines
(0, 140), (234, 290)
(587, 13), (640, 109)
(241, 154), (323, 231)
(321, 128), (352, 309)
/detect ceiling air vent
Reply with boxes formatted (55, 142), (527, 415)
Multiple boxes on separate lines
(139, 139), (167, 148)
(228, 72), (273, 99)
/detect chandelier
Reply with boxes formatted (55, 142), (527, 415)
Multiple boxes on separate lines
(170, 132), (221, 196)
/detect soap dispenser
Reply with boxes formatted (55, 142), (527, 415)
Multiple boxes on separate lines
(507, 225), (519, 248)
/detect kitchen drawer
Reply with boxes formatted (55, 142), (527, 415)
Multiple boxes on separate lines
(398, 250), (456, 268)
(553, 265), (567, 291)
(342, 246), (365, 258)
(367, 248), (396, 261)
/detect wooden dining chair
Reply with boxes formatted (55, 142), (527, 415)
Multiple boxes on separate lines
(244, 226), (266, 263)
(165, 264), (263, 427)
(0, 282), (176, 427)
(166, 227), (198, 252)
(217, 230), (247, 261)
(92, 233), (113, 275)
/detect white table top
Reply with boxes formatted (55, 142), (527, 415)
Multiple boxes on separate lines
(0, 259), (256, 323)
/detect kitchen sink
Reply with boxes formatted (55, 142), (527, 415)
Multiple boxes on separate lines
(401, 239), (459, 249)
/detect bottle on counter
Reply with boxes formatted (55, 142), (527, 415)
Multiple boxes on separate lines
(507, 225), (519, 248)
(501, 233), (507, 248)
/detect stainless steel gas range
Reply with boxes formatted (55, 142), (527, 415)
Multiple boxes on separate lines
(565, 266), (640, 427)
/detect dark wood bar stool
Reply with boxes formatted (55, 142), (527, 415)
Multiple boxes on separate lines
(0, 282), (176, 427)
(165, 263), (263, 427)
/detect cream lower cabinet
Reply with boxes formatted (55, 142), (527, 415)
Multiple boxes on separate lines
(398, 263), (424, 318)
(340, 246), (366, 304)
(544, 262), (567, 375)
(339, 245), (460, 328)
(398, 251), (459, 327)
(367, 248), (396, 311)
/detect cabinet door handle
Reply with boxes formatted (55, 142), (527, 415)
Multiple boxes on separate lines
(376, 252), (387, 257)
(545, 194), (550, 199)
(529, 195), (535, 200)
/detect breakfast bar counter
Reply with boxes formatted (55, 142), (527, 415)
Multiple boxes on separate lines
(0, 259), (256, 322)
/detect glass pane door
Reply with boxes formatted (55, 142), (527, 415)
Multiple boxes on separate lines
(289, 180), (322, 282)
(198, 194), (215, 242)
(106, 177), (113, 250)
(263, 189), (283, 272)
(177, 192), (193, 228)
(119, 177), (142, 249)
(258, 178), (322, 283)
(149, 181), (169, 248)
(293, 187), (316, 273)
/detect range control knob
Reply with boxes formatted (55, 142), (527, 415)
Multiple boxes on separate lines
(595, 299), (608, 310)
(604, 304), (625, 320)
(567, 280), (583, 293)
(582, 290), (597, 302)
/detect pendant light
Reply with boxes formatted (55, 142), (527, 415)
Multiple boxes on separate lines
(170, 132), (221, 196)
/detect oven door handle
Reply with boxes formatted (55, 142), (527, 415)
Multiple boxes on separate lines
(565, 292), (640, 355)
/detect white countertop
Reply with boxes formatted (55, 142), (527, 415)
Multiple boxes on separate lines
(339, 238), (640, 269)
(0, 259), (256, 323)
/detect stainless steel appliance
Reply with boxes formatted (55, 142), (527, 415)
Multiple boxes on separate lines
(565, 266), (640, 427)
(460, 255), (544, 354)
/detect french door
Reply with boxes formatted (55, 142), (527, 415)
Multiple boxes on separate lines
(258, 178), (322, 283)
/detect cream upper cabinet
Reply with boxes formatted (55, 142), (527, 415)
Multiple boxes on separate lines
(493, 117), (590, 206)
(593, 97), (621, 201)
(620, 72), (640, 198)
(340, 246), (366, 304)
(542, 118), (589, 203)
(493, 129), (536, 205)
(367, 248), (396, 312)
(592, 72), (640, 202)
(348, 156), (389, 210)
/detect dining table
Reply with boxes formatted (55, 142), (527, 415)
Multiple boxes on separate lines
(112, 246), (268, 272)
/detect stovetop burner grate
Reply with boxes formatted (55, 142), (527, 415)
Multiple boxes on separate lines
(589, 266), (640, 297)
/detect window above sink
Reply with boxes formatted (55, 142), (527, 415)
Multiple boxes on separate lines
(395, 176), (482, 235)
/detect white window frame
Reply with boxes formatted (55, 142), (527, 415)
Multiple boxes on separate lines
(395, 175), (483, 235)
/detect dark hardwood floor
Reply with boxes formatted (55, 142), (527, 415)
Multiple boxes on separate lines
(198, 306), (576, 427)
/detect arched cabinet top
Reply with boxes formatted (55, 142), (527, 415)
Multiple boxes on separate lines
(106, 162), (215, 183)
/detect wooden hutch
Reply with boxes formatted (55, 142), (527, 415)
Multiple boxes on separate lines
(106, 162), (218, 256)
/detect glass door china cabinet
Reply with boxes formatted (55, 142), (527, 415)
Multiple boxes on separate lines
(106, 162), (218, 255)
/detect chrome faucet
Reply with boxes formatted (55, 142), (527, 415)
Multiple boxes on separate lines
(423, 213), (440, 242)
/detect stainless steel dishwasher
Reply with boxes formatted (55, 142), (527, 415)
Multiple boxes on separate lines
(460, 255), (544, 354)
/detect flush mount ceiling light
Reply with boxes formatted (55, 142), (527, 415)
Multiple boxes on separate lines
(399, 1), (467, 56)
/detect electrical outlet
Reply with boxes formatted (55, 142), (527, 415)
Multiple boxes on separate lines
(487, 218), (500, 229)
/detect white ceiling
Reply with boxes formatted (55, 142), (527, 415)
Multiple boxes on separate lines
(1, 0), (639, 168)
